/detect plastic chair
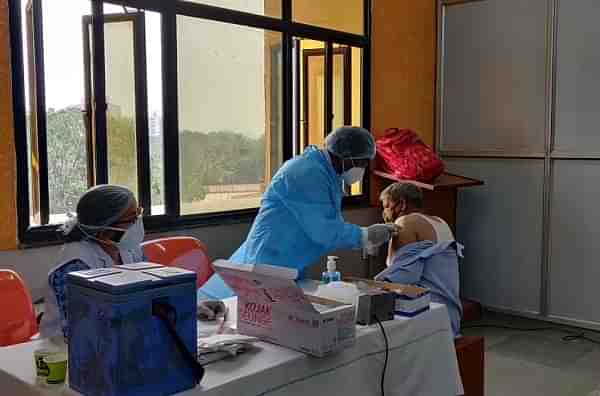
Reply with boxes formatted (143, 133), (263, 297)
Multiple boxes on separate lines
(142, 237), (214, 289)
(0, 270), (39, 346)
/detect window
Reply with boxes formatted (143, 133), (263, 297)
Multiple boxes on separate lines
(9, 0), (371, 245)
(85, 9), (144, 203)
(294, 40), (364, 196)
(23, 0), (92, 226)
(176, 17), (282, 215)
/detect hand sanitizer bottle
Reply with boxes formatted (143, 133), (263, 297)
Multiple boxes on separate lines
(321, 256), (341, 284)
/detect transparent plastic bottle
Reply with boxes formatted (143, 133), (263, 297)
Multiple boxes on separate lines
(321, 256), (341, 284)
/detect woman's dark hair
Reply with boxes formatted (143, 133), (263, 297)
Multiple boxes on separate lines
(61, 185), (135, 242)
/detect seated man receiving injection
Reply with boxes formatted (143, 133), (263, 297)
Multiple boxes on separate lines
(377, 183), (463, 337)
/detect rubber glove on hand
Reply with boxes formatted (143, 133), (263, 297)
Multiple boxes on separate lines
(361, 224), (399, 249)
(197, 300), (226, 321)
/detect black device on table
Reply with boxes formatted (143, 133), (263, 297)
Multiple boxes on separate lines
(355, 290), (396, 326)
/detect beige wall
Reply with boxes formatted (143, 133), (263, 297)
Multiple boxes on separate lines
(370, 0), (436, 204)
(371, 0), (436, 145)
(293, 0), (363, 35)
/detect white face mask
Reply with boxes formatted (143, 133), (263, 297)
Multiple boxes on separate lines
(109, 216), (145, 251)
(342, 167), (365, 185)
(79, 215), (145, 252)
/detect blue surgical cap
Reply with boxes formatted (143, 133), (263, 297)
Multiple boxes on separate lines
(75, 185), (135, 235)
(325, 126), (375, 160)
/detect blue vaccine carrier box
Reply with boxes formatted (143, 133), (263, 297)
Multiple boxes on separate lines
(66, 263), (197, 396)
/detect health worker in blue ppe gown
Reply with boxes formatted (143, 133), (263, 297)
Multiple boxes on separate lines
(200, 126), (398, 299)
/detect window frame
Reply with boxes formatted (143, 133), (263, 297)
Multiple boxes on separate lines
(81, 11), (152, 213)
(9, 0), (373, 246)
(24, 0), (49, 226)
(300, 46), (353, 152)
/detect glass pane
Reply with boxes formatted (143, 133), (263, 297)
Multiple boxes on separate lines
(292, 39), (300, 155)
(22, 1), (40, 225)
(351, 47), (362, 127)
(350, 46), (363, 196)
(146, 12), (165, 215)
(332, 44), (363, 196)
(331, 51), (346, 130)
(183, 0), (281, 18)
(104, 19), (139, 198)
(102, 5), (165, 215)
(41, 1), (90, 223)
(177, 16), (282, 215)
(298, 40), (325, 150)
(307, 54), (325, 145)
(293, 0), (363, 35)
(266, 31), (283, 184)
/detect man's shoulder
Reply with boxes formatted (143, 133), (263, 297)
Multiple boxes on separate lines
(395, 214), (432, 241)
(393, 215), (421, 242)
(395, 213), (421, 226)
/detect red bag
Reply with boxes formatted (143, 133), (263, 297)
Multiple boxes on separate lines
(375, 128), (445, 182)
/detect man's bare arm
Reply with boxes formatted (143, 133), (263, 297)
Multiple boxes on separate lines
(388, 215), (419, 259)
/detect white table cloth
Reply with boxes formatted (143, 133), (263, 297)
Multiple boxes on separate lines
(0, 301), (463, 396)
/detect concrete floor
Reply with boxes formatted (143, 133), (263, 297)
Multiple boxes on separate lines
(462, 312), (600, 396)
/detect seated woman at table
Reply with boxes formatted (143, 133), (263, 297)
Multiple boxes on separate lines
(378, 183), (463, 337)
(40, 185), (145, 339)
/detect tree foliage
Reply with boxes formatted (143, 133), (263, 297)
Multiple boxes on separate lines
(44, 107), (265, 213)
(107, 112), (137, 195)
(179, 130), (265, 203)
(46, 107), (88, 215)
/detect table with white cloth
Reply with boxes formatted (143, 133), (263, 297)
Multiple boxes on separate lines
(0, 299), (463, 396)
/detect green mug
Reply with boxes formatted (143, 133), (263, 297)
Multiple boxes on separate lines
(34, 349), (55, 378)
(43, 353), (68, 384)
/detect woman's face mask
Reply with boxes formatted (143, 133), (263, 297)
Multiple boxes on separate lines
(79, 209), (145, 251)
(109, 216), (145, 251)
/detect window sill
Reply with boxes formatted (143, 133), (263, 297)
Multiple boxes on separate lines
(19, 194), (374, 248)
(18, 209), (260, 249)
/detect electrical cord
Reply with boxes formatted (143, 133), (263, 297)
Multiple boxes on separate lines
(462, 323), (600, 346)
(153, 302), (205, 384)
(374, 316), (389, 396)
(34, 298), (44, 324)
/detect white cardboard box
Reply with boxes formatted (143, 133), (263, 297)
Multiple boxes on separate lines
(213, 260), (356, 357)
(345, 277), (431, 317)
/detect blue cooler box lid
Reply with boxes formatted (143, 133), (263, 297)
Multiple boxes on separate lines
(67, 265), (196, 295)
(118, 262), (164, 271)
(68, 267), (123, 279)
(142, 266), (196, 280)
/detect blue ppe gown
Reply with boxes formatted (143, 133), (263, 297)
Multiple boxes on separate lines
(375, 240), (463, 337)
(199, 146), (363, 299)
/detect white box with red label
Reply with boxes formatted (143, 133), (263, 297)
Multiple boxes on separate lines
(212, 260), (356, 357)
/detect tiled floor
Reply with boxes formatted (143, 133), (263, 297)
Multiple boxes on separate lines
(462, 311), (600, 396)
